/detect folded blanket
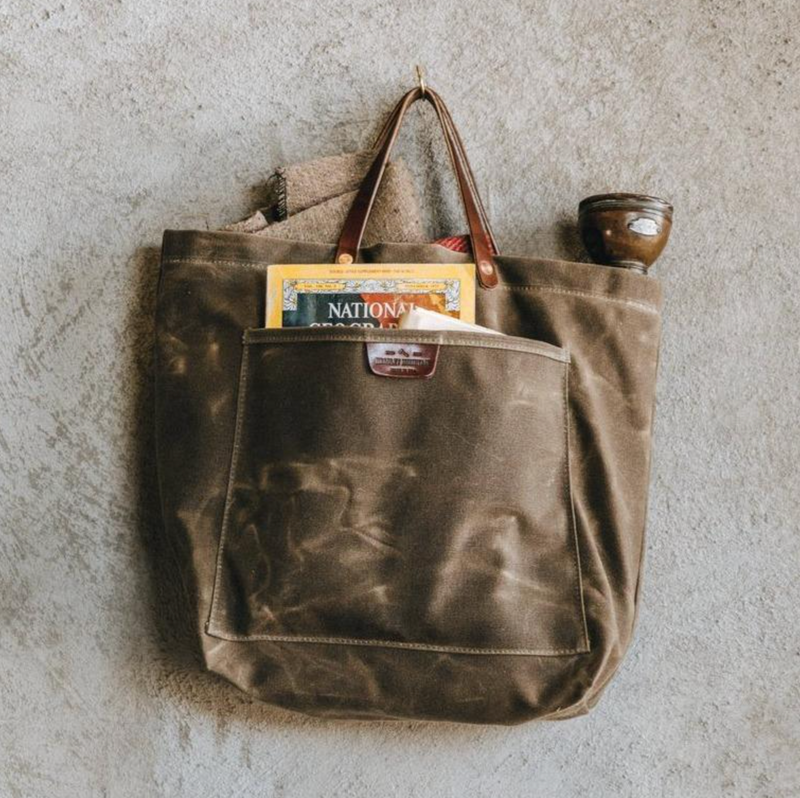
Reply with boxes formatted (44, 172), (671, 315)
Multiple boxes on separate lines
(223, 150), (426, 246)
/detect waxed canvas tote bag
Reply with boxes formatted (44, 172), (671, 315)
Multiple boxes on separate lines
(154, 86), (663, 725)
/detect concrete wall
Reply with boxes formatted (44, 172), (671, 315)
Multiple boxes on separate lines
(2, 1), (798, 795)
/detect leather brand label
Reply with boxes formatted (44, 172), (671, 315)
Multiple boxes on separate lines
(366, 342), (439, 379)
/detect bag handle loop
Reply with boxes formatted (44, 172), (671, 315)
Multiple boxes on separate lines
(334, 87), (499, 289)
(371, 90), (497, 252)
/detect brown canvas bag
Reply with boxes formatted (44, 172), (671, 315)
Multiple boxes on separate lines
(154, 86), (663, 725)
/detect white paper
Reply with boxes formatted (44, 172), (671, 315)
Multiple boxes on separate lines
(398, 306), (503, 335)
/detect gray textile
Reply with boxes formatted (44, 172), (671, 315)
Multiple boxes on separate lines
(277, 150), (382, 217)
(224, 152), (426, 245)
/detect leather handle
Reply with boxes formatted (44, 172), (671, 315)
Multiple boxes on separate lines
(371, 91), (498, 254)
(335, 87), (499, 289)
(429, 94), (499, 254)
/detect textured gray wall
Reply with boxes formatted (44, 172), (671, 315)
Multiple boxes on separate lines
(2, 1), (798, 796)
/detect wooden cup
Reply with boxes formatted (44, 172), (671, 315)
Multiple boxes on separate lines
(578, 193), (673, 274)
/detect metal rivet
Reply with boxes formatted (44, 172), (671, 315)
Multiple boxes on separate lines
(338, 253), (354, 264)
(479, 261), (494, 275)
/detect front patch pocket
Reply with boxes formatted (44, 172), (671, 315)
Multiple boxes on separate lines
(206, 327), (589, 655)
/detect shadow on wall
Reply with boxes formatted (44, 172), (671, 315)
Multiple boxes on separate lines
(555, 214), (589, 263)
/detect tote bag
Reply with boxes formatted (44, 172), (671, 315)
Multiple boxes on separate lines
(154, 86), (663, 725)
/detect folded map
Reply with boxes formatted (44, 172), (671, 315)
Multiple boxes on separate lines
(398, 306), (503, 335)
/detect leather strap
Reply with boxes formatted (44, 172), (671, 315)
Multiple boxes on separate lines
(335, 87), (499, 289)
(429, 94), (498, 253)
(371, 91), (498, 254)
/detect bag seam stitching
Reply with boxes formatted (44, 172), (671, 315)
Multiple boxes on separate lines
(243, 330), (569, 362)
(564, 358), (591, 650)
(160, 258), (660, 314)
(206, 343), (250, 632)
(202, 630), (590, 656)
(496, 284), (659, 315)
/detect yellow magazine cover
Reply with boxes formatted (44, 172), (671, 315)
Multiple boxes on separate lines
(265, 263), (476, 328)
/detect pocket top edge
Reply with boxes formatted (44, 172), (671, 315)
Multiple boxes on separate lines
(242, 327), (570, 364)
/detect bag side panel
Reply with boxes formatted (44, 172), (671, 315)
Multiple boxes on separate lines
(478, 256), (664, 715)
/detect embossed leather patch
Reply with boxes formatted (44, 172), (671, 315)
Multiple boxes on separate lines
(366, 342), (439, 379)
